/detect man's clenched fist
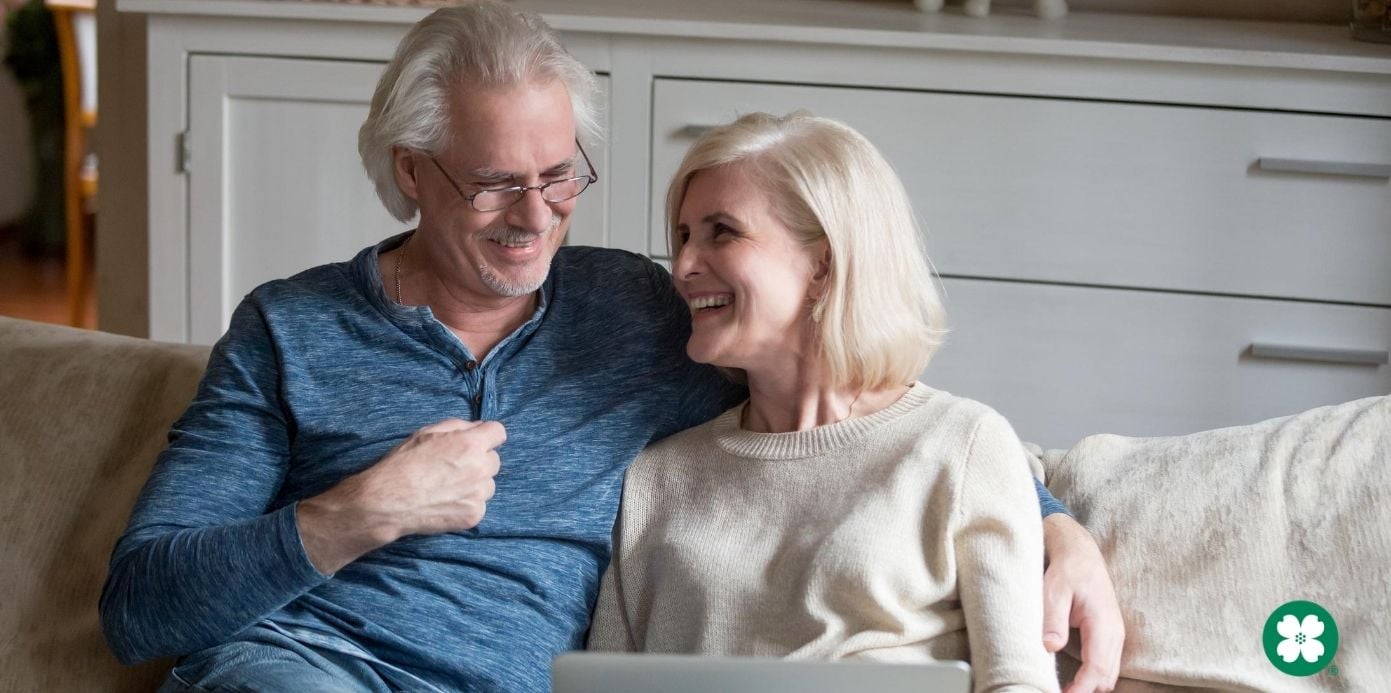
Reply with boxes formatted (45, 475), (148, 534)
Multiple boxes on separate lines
(298, 419), (506, 574)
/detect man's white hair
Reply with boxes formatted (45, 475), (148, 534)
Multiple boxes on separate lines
(359, 1), (602, 222)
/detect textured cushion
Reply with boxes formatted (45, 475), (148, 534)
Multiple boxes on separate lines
(0, 317), (209, 692)
(1042, 396), (1391, 691)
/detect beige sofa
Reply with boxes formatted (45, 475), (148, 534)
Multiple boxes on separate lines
(1038, 396), (1390, 690)
(1, 315), (1386, 691)
(0, 316), (207, 691)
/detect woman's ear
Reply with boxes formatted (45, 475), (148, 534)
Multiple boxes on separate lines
(811, 240), (832, 284)
(392, 146), (421, 203)
(807, 240), (833, 314)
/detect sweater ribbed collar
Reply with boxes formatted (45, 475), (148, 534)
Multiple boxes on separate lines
(710, 382), (934, 460)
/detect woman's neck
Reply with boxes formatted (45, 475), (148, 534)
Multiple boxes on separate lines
(742, 359), (908, 434)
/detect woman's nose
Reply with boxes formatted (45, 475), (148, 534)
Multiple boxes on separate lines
(673, 242), (702, 280)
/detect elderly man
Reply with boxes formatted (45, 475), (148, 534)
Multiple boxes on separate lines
(101, 3), (1121, 692)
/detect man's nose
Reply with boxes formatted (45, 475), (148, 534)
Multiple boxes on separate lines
(507, 187), (555, 233)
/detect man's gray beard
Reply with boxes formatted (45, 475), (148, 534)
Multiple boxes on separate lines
(477, 216), (561, 297)
(479, 262), (547, 297)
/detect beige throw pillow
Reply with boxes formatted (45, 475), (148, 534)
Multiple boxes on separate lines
(1041, 396), (1390, 691)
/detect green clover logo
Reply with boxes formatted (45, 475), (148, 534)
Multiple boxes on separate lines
(1263, 600), (1338, 676)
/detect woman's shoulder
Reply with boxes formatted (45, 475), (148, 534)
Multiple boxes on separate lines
(631, 404), (741, 472)
(640, 404), (738, 455)
(894, 384), (1025, 463)
(902, 382), (1009, 428)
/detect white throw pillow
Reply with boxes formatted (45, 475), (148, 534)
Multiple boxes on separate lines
(1042, 396), (1390, 691)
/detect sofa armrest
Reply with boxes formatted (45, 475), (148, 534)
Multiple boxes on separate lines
(0, 317), (210, 692)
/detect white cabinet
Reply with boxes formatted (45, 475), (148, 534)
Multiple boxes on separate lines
(651, 76), (1391, 445)
(112, 0), (1391, 445)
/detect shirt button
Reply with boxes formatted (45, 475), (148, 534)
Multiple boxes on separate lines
(464, 360), (477, 372)
(473, 393), (483, 406)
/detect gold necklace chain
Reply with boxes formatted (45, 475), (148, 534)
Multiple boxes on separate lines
(846, 388), (864, 420)
(394, 237), (407, 305)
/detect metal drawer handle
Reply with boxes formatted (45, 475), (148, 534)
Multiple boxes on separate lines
(1256, 158), (1391, 179)
(1249, 343), (1389, 366)
(679, 124), (715, 138)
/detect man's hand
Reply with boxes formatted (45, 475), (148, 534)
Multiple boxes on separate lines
(297, 418), (505, 574)
(1042, 514), (1124, 693)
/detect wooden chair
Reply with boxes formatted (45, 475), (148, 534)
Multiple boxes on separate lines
(46, 0), (96, 327)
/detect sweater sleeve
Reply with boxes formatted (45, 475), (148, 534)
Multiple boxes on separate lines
(587, 564), (636, 651)
(952, 413), (1061, 693)
(587, 509), (637, 652)
(99, 295), (329, 665)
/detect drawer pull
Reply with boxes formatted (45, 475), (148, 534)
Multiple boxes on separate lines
(1249, 343), (1389, 366)
(1255, 158), (1391, 179)
(679, 124), (715, 138)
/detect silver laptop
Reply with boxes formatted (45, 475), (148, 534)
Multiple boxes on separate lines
(552, 653), (970, 693)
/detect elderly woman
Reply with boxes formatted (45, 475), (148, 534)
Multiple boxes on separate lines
(587, 112), (1060, 691)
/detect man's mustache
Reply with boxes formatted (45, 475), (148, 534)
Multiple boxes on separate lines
(481, 217), (561, 244)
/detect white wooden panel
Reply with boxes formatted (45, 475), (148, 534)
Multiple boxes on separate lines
(144, 23), (191, 342)
(188, 55), (610, 345)
(926, 278), (1391, 449)
(651, 79), (1391, 306)
(188, 56), (406, 344)
(568, 74), (610, 250)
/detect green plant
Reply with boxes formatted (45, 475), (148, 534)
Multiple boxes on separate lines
(4, 0), (66, 254)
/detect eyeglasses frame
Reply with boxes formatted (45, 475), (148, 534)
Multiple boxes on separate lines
(428, 140), (599, 213)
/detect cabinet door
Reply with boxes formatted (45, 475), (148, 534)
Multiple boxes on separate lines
(927, 278), (1391, 448)
(187, 55), (610, 344)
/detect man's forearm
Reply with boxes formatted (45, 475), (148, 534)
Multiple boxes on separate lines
(99, 505), (328, 665)
(297, 489), (400, 575)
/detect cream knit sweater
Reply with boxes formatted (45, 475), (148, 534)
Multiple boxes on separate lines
(588, 383), (1059, 693)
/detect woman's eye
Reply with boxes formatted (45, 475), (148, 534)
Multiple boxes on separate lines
(713, 223), (736, 237)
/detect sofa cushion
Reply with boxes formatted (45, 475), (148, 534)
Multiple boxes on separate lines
(0, 317), (210, 692)
(1042, 396), (1390, 691)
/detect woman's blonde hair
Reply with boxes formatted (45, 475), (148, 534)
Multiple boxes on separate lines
(666, 111), (947, 391)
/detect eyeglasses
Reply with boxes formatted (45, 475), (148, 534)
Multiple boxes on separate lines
(429, 140), (599, 213)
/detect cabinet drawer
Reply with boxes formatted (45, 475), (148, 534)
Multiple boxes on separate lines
(925, 278), (1391, 448)
(651, 79), (1391, 306)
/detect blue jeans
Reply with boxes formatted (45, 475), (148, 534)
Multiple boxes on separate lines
(157, 625), (398, 693)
